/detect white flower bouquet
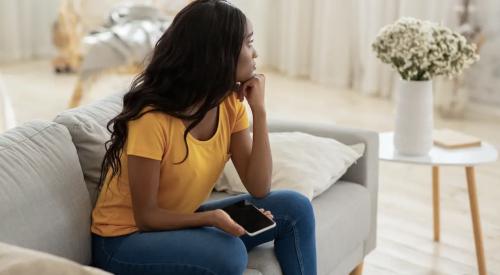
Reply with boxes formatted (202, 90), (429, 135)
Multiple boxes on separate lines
(372, 17), (479, 81)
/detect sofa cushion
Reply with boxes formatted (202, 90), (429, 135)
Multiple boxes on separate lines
(54, 93), (123, 206)
(207, 181), (371, 275)
(0, 242), (110, 275)
(0, 121), (91, 264)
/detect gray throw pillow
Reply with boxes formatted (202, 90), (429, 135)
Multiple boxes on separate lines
(54, 93), (124, 206)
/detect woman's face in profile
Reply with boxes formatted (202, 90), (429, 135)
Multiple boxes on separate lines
(236, 19), (258, 82)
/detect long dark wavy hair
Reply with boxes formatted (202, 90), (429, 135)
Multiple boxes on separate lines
(98, 0), (247, 190)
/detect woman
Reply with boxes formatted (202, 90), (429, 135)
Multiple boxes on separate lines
(91, 1), (316, 274)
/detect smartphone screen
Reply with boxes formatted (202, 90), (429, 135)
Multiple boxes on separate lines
(222, 200), (276, 236)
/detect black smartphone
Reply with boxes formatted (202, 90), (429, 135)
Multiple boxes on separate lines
(221, 200), (276, 236)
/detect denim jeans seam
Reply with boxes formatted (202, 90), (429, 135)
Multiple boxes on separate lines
(291, 222), (305, 275)
(98, 237), (114, 267)
(98, 238), (218, 274)
(276, 215), (305, 275)
(106, 257), (218, 275)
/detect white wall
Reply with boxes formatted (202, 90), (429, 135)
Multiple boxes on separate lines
(0, 0), (61, 63)
(230, 0), (272, 68)
(466, 0), (500, 106)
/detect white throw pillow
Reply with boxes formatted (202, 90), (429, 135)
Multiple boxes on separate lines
(214, 132), (365, 200)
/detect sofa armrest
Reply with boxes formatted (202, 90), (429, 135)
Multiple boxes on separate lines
(265, 118), (379, 254)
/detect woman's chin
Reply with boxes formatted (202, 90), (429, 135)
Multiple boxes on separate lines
(237, 73), (256, 83)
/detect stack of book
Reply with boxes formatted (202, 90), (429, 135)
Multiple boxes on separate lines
(433, 128), (482, 149)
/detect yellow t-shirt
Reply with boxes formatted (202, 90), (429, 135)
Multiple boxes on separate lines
(91, 93), (249, 236)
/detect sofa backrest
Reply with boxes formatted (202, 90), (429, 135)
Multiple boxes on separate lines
(54, 93), (124, 207)
(0, 120), (92, 264)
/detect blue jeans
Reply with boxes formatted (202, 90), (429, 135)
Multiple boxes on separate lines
(92, 190), (316, 275)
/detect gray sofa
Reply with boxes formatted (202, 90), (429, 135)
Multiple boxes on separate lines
(0, 93), (378, 275)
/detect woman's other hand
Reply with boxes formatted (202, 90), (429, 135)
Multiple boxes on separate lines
(210, 209), (246, 237)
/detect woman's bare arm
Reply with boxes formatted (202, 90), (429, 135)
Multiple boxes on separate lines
(229, 109), (272, 198)
(127, 155), (244, 236)
(231, 74), (272, 198)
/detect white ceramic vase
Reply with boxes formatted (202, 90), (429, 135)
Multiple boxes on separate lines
(394, 79), (433, 156)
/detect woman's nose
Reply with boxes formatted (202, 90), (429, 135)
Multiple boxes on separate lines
(253, 49), (258, 59)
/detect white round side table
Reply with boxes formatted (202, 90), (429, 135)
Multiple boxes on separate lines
(379, 132), (498, 275)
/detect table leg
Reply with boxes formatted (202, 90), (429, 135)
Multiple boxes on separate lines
(465, 166), (487, 275)
(349, 261), (363, 275)
(68, 77), (84, 108)
(432, 166), (440, 242)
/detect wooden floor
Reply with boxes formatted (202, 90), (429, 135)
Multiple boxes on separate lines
(1, 60), (499, 274)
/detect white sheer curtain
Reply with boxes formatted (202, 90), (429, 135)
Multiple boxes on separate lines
(0, 0), (61, 63)
(233, 0), (458, 98)
(466, 0), (500, 106)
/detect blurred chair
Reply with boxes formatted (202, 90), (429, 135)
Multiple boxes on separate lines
(52, 0), (82, 73)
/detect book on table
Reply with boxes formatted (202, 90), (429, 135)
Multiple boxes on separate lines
(433, 128), (482, 149)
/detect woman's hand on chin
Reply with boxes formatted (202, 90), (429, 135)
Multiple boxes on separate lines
(236, 74), (266, 112)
